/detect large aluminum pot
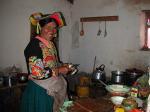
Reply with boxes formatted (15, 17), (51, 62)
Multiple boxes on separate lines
(111, 71), (127, 85)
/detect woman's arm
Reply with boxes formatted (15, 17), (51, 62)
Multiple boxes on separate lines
(28, 56), (72, 79)
(28, 56), (52, 79)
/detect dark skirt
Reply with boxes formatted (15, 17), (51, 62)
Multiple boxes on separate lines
(20, 80), (54, 112)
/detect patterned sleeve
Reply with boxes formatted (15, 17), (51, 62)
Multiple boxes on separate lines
(28, 56), (52, 79)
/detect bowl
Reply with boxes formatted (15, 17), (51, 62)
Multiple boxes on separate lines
(106, 84), (130, 96)
(106, 84), (130, 95)
(111, 96), (125, 105)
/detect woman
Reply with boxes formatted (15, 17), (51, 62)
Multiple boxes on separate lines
(21, 12), (72, 112)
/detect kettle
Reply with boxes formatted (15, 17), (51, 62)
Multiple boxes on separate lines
(92, 64), (106, 82)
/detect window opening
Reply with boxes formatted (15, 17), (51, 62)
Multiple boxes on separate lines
(141, 10), (150, 50)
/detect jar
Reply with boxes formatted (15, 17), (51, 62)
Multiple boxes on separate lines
(122, 97), (138, 112)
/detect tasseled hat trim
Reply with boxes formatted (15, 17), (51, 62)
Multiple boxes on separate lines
(29, 12), (66, 34)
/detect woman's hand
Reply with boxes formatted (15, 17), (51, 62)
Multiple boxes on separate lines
(52, 64), (76, 76)
(52, 68), (59, 77)
(58, 65), (72, 75)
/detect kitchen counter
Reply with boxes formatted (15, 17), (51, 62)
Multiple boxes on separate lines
(68, 95), (114, 112)
(0, 83), (27, 112)
(0, 82), (27, 90)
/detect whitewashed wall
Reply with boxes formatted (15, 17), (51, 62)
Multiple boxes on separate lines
(0, 0), (72, 72)
(1, 0), (150, 76)
(69, 0), (150, 77)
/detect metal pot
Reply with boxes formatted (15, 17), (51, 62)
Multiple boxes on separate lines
(125, 68), (144, 86)
(0, 76), (3, 86)
(92, 64), (106, 82)
(111, 70), (126, 85)
(3, 75), (18, 87)
(17, 73), (28, 83)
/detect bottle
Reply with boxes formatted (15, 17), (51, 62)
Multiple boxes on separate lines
(130, 82), (139, 98)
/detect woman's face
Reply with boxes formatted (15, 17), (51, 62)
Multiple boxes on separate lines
(41, 22), (57, 41)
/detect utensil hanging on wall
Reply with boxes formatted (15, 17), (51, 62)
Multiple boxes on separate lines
(80, 22), (84, 36)
(97, 22), (102, 36)
(93, 56), (97, 73)
(104, 21), (107, 37)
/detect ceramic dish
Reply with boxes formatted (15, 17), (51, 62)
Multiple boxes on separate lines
(110, 96), (125, 105)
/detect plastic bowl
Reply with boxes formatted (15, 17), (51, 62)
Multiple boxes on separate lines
(111, 96), (125, 105)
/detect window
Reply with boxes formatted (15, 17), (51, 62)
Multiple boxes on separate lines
(140, 10), (150, 50)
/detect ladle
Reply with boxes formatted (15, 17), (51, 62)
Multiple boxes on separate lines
(80, 22), (84, 36)
(97, 22), (102, 36)
(104, 21), (107, 37)
(97, 79), (107, 87)
(97, 79), (113, 91)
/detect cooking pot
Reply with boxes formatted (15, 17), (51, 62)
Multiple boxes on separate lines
(17, 73), (28, 83)
(0, 76), (3, 86)
(92, 64), (106, 82)
(111, 70), (126, 85)
(125, 68), (144, 86)
(3, 75), (18, 87)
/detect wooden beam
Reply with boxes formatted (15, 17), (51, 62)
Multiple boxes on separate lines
(80, 16), (119, 22)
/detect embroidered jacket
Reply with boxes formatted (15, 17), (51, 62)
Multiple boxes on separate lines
(24, 36), (59, 79)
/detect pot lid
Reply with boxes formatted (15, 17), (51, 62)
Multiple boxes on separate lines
(112, 70), (125, 75)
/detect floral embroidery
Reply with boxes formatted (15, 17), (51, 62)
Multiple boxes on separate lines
(29, 56), (50, 79)
(27, 36), (59, 79)
(40, 42), (58, 68)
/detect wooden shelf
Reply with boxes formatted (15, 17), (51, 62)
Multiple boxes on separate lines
(80, 16), (119, 22)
